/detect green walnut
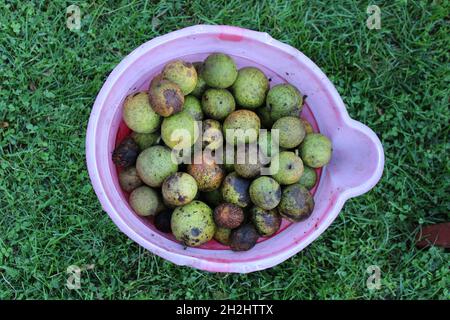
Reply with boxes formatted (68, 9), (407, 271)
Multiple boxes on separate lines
(161, 112), (199, 149)
(162, 60), (198, 95)
(221, 172), (251, 208)
(249, 176), (281, 210)
(297, 166), (317, 190)
(250, 206), (281, 237)
(272, 116), (306, 149)
(119, 166), (143, 193)
(214, 227), (232, 245)
(123, 92), (161, 133)
(136, 145), (178, 187)
(131, 132), (159, 150)
(202, 53), (238, 88)
(171, 200), (215, 247)
(181, 95), (203, 121)
(223, 110), (261, 145)
(265, 83), (303, 121)
(129, 186), (163, 216)
(162, 172), (198, 206)
(299, 133), (332, 168)
(231, 67), (269, 109)
(201, 89), (236, 121)
(148, 75), (184, 117)
(191, 62), (208, 98)
(270, 151), (303, 185)
(278, 184), (314, 222)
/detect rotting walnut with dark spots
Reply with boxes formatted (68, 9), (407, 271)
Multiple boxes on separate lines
(278, 184), (314, 222)
(187, 153), (225, 192)
(148, 75), (184, 117)
(112, 136), (140, 167)
(161, 60), (198, 95)
(221, 172), (251, 207)
(171, 201), (216, 247)
(250, 206), (281, 237)
(229, 224), (259, 251)
(213, 203), (244, 229)
(162, 172), (198, 207)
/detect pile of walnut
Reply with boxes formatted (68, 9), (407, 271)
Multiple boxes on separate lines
(113, 53), (332, 251)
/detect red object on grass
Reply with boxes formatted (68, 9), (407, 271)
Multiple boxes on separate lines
(416, 222), (450, 249)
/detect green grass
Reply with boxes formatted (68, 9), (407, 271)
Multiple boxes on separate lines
(0, 0), (449, 299)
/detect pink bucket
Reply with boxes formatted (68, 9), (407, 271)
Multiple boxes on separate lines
(86, 25), (384, 273)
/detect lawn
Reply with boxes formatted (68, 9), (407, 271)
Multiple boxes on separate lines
(0, 0), (448, 299)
